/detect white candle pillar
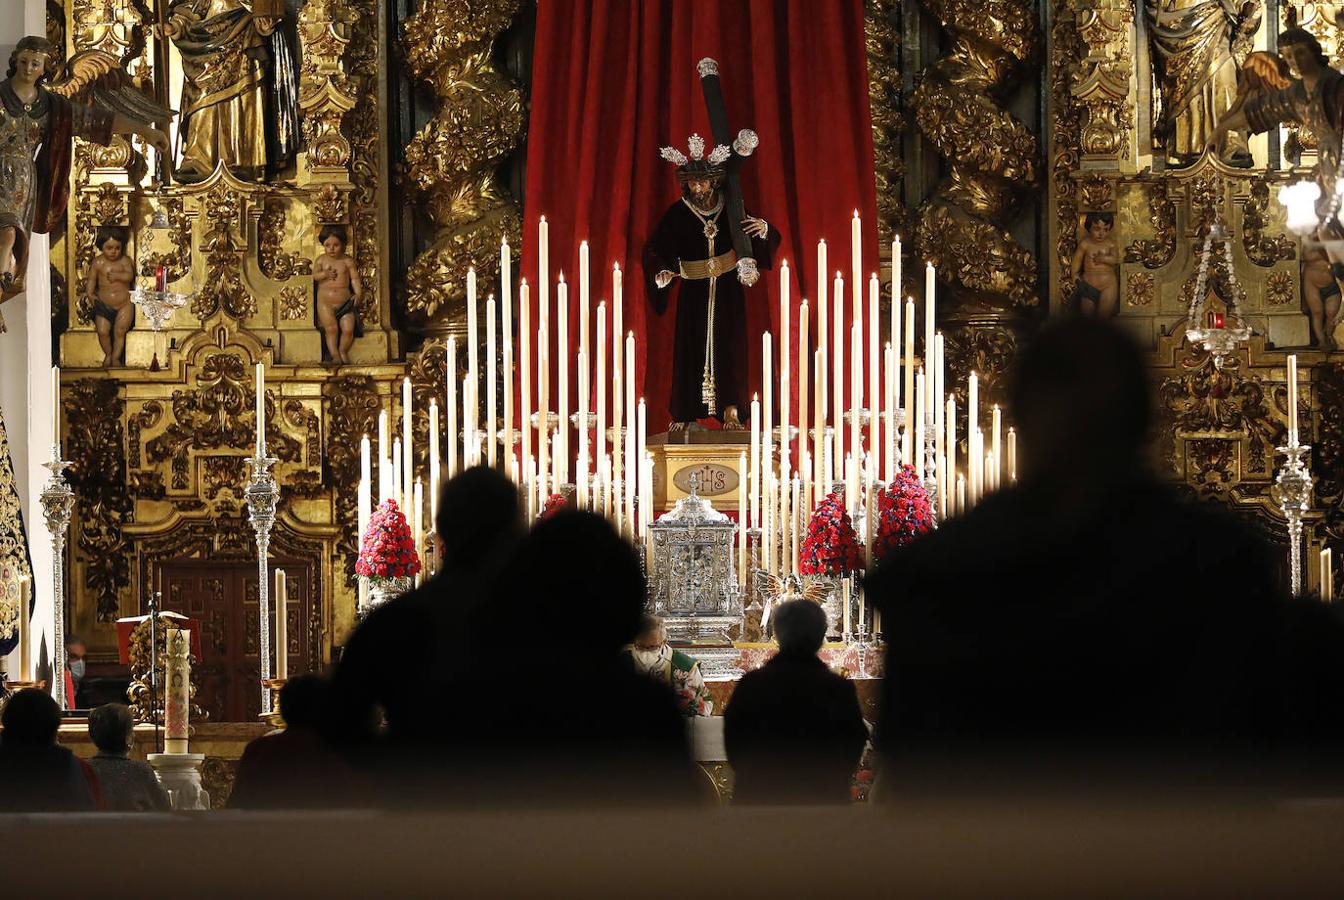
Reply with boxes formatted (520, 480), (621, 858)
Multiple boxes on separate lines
(501, 237), (514, 473)
(519, 280), (531, 480)
(612, 265), (623, 490)
(924, 262), (936, 410)
(750, 393), (761, 530)
(914, 369), (925, 481)
(557, 274), (569, 486)
(596, 301), (607, 475)
(762, 331), (774, 525)
(537, 318), (549, 484)
(991, 404), (1003, 492)
(798, 299), (810, 511)
(402, 377), (413, 507)
(902, 298), (915, 465)
(850, 211), (863, 326)
(274, 570), (288, 680)
(637, 398), (647, 530)
(377, 409), (391, 503)
(578, 349), (590, 507)
(467, 266), (479, 427)
(1288, 354), (1300, 446)
(738, 451), (748, 588)
(253, 363), (264, 456)
(413, 479), (425, 586)
(868, 272), (880, 484)
(813, 349), (824, 503)
(850, 321), (861, 496)
(428, 402), (440, 564)
(486, 294), (498, 467)
(884, 344), (896, 480)
(779, 260), (791, 472)
(446, 338), (458, 477)
(624, 332), (636, 537)
(832, 272), (844, 470)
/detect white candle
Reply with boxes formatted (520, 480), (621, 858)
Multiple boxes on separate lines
(578, 349), (590, 508)
(738, 451), (748, 587)
(18, 575), (31, 681)
(253, 363), (264, 456)
(850, 321), (861, 489)
(956, 473), (966, 516)
(798, 299), (810, 486)
(51, 365), (61, 452)
(463, 376), (475, 468)
(1288, 354), (1299, 446)
(945, 396), (957, 494)
(467, 264), (479, 419)
(596, 301), (607, 474)
(884, 344), (896, 480)
(446, 338), (458, 477)
(537, 318), (549, 484)
(557, 274), (570, 485)
(274, 570), (288, 680)
(377, 409), (391, 503)
(1008, 427), (1017, 482)
(750, 393), (761, 530)
(868, 271), (880, 483)
(519, 280), (531, 479)
(1322, 547), (1334, 602)
(164, 628), (191, 754)
(891, 246), (902, 431)
(402, 377), (414, 508)
(832, 272), (844, 469)
(813, 349), (825, 503)
(851, 211), (863, 325)
(625, 332), (636, 537)
(968, 371), (980, 455)
(924, 262), (936, 411)
(843, 578), (851, 636)
(991, 405), (1003, 492)
(914, 369), (925, 481)
(780, 260), (791, 469)
(762, 332), (774, 524)
(538, 215), (549, 335)
(637, 399), (647, 529)
(579, 240), (591, 366)
(358, 434), (372, 608)
(934, 333), (945, 501)
(428, 403), (441, 561)
(902, 298), (915, 465)
(612, 265), (624, 487)
(486, 294), (497, 467)
(502, 244), (515, 475)
(764, 474), (775, 576)
(791, 476), (802, 574)
(413, 479), (424, 586)
(864, 471), (875, 567)
(392, 437), (402, 509)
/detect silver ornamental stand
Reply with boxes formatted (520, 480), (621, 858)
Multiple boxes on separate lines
(1273, 442), (1313, 595)
(923, 407), (939, 527)
(244, 452), (278, 713)
(39, 448), (75, 709)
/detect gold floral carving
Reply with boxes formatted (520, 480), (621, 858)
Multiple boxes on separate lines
(346, 0), (382, 324)
(1069, 0), (1134, 160)
(1123, 181), (1177, 269)
(258, 199), (314, 283)
(1157, 348), (1276, 475)
(1313, 362), (1344, 546)
(297, 0), (357, 173)
(912, 0), (1040, 308)
(65, 378), (132, 622)
(400, 0), (525, 322)
(1241, 176), (1296, 267)
(942, 326), (1019, 424)
(866, 0), (906, 238)
(195, 184), (257, 321)
(144, 353), (300, 491)
(279, 286), (308, 321)
(1126, 271), (1154, 306)
(1051, 0), (1085, 304)
(1265, 269), (1295, 306)
(1078, 174), (1114, 210)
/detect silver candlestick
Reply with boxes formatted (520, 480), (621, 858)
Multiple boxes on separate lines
(244, 452), (278, 713)
(1272, 442), (1313, 596)
(922, 409), (939, 527)
(39, 447), (75, 709)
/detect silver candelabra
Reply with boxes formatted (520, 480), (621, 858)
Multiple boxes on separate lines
(39, 447), (75, 709)
(244, 452), (278, 712)
(1272, 442), (1313, 596)
(923, 408), (939, 527)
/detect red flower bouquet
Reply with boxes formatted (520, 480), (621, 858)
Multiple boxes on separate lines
(872, 464), (934, 565)
(355, 499), (422, 582)
(800, 490), (863, 575)
(539, 492), (568, 520)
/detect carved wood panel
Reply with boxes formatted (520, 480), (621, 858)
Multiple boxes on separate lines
(160, 560), (314, 722)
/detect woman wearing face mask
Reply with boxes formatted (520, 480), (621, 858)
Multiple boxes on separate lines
(65, 636), (87, 709)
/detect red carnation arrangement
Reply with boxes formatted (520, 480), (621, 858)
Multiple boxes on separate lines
(355, 499), (422, 582)
(539, 492), (568, 521)
(872, 464), (934, 565)
(800, 490), (863, 575)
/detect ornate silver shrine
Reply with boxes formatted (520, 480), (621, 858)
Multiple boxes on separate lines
(647, 474), (742, 678)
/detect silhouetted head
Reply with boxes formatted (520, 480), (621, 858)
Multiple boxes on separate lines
(509, 511), (645, 654)
(1008, 318), (1151, 484)
(435, 466), (524, 570)
(1, 688), (62, 747)
(774, 599), (828, 656)
(278, 674), (329, 730)
(88, 703), (134, 755)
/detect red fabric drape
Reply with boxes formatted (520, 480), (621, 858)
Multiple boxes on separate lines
(522, 0), (879, 433)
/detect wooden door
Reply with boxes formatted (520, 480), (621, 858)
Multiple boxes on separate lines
(160, 561), (313, 722)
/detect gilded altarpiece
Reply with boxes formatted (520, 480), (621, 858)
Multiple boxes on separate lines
(1049, 0), (1339, 592)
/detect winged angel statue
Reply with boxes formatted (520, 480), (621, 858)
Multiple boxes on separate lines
(0, 36), (172, 312)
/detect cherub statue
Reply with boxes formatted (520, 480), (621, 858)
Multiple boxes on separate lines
(85, 225), (136, 366)
(312, 225), (362, 365)
(0, 37), (171, 301)
(1070, 213), (1120, 317)
(1302, 243), (1340, 350)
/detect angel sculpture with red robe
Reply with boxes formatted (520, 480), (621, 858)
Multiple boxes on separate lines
(0, 36), (171, 306)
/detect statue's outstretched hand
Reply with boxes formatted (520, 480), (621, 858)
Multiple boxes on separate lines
(742, 216), (768, 239)
(655, 270), (676, 289)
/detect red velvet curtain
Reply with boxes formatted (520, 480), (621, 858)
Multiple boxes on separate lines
(521, 0), (879, 431)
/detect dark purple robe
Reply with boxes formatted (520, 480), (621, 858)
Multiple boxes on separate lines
(644, 197), (778, 422)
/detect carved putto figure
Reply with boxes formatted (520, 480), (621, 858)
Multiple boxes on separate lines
(0, 36), (169, 303)
(158, 0), (299, 182)
(86, 225), (136, 366)
(1071, 213), (1120, 317)
(1146, 0), (1261, 166)
(312, 225), (362, 365)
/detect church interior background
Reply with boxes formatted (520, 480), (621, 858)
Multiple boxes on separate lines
(0, 0), (1341, 803)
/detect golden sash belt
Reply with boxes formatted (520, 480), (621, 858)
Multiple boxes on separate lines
(679, 249), (737, 281)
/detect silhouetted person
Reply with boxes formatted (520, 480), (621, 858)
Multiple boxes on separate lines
(868, 317), (1342, 796)
(231, 675), (356, 809)
(329, 466), (524, 798)
(454, 511), (700, 807)
(87, 703), (169, 811)
(725, 600), (867, 804)
(0, 688), (96, 811)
